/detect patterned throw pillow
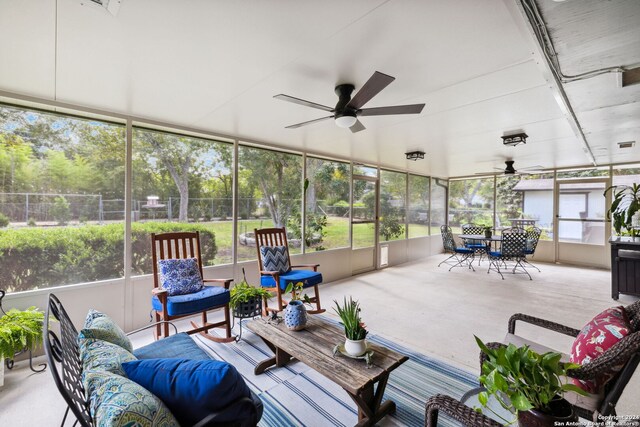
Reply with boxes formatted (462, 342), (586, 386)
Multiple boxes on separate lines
(80, 309), (133, 353)
(79, 338), (137, 382)
(570, 306), (631, 392)
(84, 371), (179, 427)
(260, 246), (290, 274)
(158, 258), (204, 296)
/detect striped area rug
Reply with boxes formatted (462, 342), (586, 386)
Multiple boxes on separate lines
(193, 318), (476, 427)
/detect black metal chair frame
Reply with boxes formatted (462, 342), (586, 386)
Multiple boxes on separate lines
(438, 225), (475, 272)
(522, 226), (542, 273)
(461, 224), (489, 265)
(44, 293), (259, 427)
(486, 228), (531, 280)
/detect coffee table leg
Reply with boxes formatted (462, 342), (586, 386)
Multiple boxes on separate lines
(254, 337), (293, 375)
(347, 373), (396, 427)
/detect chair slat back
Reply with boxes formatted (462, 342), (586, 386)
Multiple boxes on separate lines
(501, 229), (527, 257)
(44, 294), (93, 427)
(254, 227), (291, 271)
(151, 232), (203, 289)
(440, 225), (456, 252)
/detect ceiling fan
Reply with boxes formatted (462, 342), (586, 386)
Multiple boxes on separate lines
(475, 160), (545, 176)
(274, 71), (425, 133)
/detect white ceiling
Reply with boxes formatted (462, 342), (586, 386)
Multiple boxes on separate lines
(0, 0), (638, 177)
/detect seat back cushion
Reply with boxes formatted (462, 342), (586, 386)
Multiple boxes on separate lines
(122, 358), (252, 426)
(260, 245), (291, 274)
(79, 309), (133, 353)
(158, 257), (204, 296)
(570, 306), (632, 392)
(84, 371), (179, 427)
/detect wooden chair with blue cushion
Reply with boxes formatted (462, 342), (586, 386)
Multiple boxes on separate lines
(151, 231), (235, 343)
(254, 227), (325, 315)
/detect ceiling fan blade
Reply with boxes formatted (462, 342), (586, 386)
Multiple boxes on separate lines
(347, 71), (395, 110)
(274, 94), (334, 112)
(519, 165), (545, 171)
(285, 115), (334, 129)
(359, 104), (425, 116)
(349, 119), (366, 133)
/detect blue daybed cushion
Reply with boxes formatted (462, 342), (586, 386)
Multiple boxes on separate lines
(260, 269), (322, 290)
(133, 332), (210, 360)
(122, 358), (252, 426)
(158, 257), (203, 296)
(151, 285), (230, 316)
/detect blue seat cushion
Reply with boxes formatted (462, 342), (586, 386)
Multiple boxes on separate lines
(524, 249), (534, 255)
(454, 247), (473, 254)
(260, 269), (323, 290)
(134, 332), (211, 360)
(466, 243), (487, 249)
(488, 251), (502, 257)
(122, 358), (252, 426)
(152, 285), (230, 317)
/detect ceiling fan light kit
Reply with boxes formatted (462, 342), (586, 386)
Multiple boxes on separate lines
(501, 132), (528, 147)
(405, 151), (425, 161)
(275, 71), (425, 133)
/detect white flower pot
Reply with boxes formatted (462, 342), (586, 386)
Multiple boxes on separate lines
(344, 338), (367, 356)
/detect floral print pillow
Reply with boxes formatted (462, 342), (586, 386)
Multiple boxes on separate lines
(158, 258), (204, 296)
(570, 306), (631, 392)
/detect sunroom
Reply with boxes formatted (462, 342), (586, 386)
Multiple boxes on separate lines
(1, 1), (639, 426)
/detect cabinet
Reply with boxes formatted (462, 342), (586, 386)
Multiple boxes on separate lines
(610, 236), (640, 300)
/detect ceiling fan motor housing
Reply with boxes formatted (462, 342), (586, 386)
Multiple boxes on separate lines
(334, 84), (357, 117)
(504, 160), (516, 174)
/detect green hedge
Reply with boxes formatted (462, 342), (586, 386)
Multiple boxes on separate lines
(0, 222), (217, 293)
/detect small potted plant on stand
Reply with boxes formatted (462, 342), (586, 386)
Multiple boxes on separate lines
(475, 337), (586, 427)
(0, 305), (46, 386)
(282, 282), (311, 331)
(334, 297), (368, 357)
(229, 269), (272, 340)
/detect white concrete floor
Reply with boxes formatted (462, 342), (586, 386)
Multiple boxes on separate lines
(1, 255), (638, 425)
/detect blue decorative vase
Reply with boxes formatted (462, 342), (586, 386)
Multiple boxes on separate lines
(284, 300), (307, 331)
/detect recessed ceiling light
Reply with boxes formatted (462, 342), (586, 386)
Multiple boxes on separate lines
(618, 141), (636, 149)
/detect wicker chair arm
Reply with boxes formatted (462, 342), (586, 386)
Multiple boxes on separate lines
(567, 331), (640, 381)
(508, 313), (580, 337)
(425, 394), (502, 427)
(290, 264), (320, 271)
(203, 278), (233, 289)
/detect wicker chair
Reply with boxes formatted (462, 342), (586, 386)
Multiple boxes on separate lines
(478, 300), (640, 421)
(425, 394), (501, 427)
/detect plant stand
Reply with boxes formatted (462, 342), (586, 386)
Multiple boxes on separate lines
(231, 298), (262, 342)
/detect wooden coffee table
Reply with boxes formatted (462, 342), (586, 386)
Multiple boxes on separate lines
(246, 316), (408, 427)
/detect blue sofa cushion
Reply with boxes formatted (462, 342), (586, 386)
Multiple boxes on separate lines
(134, 332), (210, 360)
(79, 309), (133, 353)
(122, 358), (252, 426)
(259, 245), (291, 274)
(84, 371), (179, 427)
(158, 258), (204, 296)
(260, 269), (322, 290)
(152, 285), (230, 316)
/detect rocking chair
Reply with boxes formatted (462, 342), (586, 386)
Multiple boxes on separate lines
(254, 227), (325, 314)
(151, 231), (234, 343)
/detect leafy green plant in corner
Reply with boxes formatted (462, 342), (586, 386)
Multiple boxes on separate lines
(0, 307), (45, 359)
(333, 297), (368, 341)
(475, 336), (585, 424)
(229, 269), (272, 310)
(605, 183), (640, 237)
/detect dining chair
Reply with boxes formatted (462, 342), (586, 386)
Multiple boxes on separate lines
(461, 224), (489, 264)
(486, 228), (530, 280)
(438, 225), (475, 271)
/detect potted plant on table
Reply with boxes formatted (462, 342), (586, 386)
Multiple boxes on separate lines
(334, 297), (368, 356)
(604, 183), (640, 237)
(0, 306), (45, 386)
(282, 282), (311, 331)
(475, 337), (586, 427)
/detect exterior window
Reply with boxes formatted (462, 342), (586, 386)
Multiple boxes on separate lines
(449, 177), (494, 233)
(0, 105), (125, 292)
(132, 128), (233, 271)
(507, 173), (555, 240)
(237, 145), (302, 262)
(430, 178), (447, 234)
(408, 174), (429, 238)
(305, 157), (350, 251)
(379, 170), (406, 242)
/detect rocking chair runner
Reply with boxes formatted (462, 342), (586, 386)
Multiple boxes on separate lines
(254, 227), (325, 314)
(151, 231), (235, 343)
